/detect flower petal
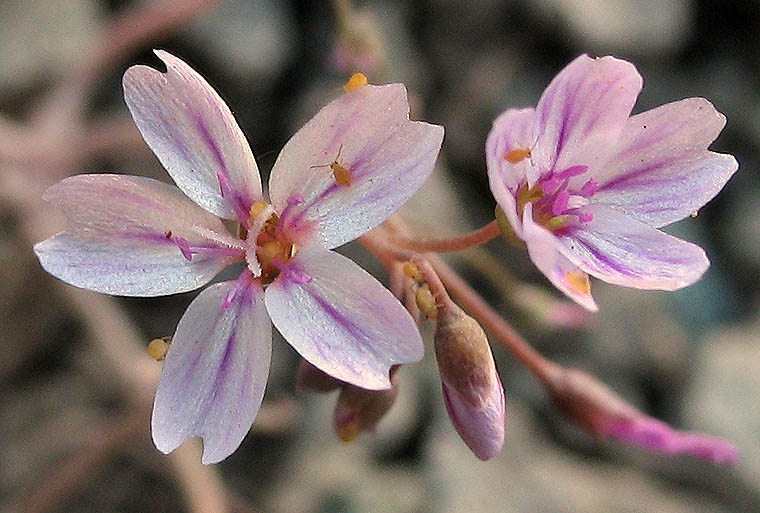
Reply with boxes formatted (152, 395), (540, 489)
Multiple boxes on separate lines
(486, 107), (538, 191)
(557, 204), (709, 290)
(592, 98), (738, 227)
(123, 50), (261, 221)
(265, 247), (423, 390)
(152, 279), (271, 464)
(607, 416), (739, 465)
(522, 204), (598, 311)
(34, 174), (239, 296)
(533, 55), (642, 186)
(268, 83), (443, 249)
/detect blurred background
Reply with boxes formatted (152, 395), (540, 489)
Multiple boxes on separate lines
(1, 0), (758, 512)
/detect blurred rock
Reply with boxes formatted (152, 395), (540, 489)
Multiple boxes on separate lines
(687, 315), (760, 500)
(0, 0), (102, 94)
(529, 0), (694, 57)
(184, 0), (296, 84)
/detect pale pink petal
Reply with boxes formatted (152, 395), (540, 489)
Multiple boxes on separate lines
(522, 204), (598, 311)
(557, 204), (709, 290)
(152, 279), (271, 464)
(485, 107), (538, 191)
(34, 174), (239, 296)
(442, 376), (505, 461)
(592, 98), (738, 227)
(533, 55), (642, 186)
(265, 247), (423, 390)
(268, 83), (443, 249)
(123, 50), (261, 222)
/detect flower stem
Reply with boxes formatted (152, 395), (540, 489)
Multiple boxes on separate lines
(387, 220), (500, 253)
(360, 219), (553, 382)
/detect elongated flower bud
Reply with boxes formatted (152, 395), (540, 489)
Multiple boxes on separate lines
(435, 300), (506, 460)
(544, 366), (738, 464)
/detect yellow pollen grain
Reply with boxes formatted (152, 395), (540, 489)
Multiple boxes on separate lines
(332, 162), (352, 187)
(403, 261), (424, 282)
(344, 72), (368, 92)
(564, 271), (591, 295)
(505, 147), (531, 164)
(148, 337), (171, 361)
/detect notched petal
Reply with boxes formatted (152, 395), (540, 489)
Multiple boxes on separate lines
(265, 248), (424, 390)
(123, 50), (262, 221)
(151, 279), (272, 464)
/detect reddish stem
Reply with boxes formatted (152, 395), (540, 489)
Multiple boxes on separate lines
(388, 220), (500, 253)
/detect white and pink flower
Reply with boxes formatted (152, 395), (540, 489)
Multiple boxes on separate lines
(34, 51), (444, 463)
(487, 55), (738, 310)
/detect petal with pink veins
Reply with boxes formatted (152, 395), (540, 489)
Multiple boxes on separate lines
(533, 55), (642, 187)
(592, 98), (738, 227)
(268, 83), (443, 249)
(123, 50), (261, 222)
(152, 279), (271, 465)
(34, 174), (239, 296)
(522, 204), (598, 311)
(557, 204), (709, 290)
(265, 247), (423, 390)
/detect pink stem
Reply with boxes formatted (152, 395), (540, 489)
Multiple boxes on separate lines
(387, 220), (500, 253)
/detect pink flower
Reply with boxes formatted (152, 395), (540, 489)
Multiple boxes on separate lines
(546, 367), (738, 464)
(487, 55), (738, 310)
(34, 51), (444, 464)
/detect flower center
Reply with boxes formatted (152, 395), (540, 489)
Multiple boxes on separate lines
(515, 164), (598, 232)
(246, 197), (311, 285)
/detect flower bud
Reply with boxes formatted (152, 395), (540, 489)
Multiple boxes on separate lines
(544, 366), (738, 464)
(333, 369), (399, 442)
(434, 300), (505, 460)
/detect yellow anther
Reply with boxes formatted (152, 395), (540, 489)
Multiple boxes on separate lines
(148, 336), (172, 361)
(505, 147), (532, 164)
(258, 240), (284, 267)
(343, 72), (368, 93)
(249, 201), (270, 221)
(415, 283), (438, 320)
(545, 215), (569, 231)
(563, 271), (591, 296)
(403, 261), (424, 282)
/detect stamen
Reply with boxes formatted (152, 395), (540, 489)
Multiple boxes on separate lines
(578, 212), (594, 223)
(505, 147), (532, 164)
(545, 215), (569, 231)
(221, 270), (254, 310)
(552, 190), (570, 215)
(272, 258), (312, 284)
(344, 72), (369, 93)
(556, 165), (588, 180)
(275, 194), (305, 241)
(580, 179), (598, 197)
